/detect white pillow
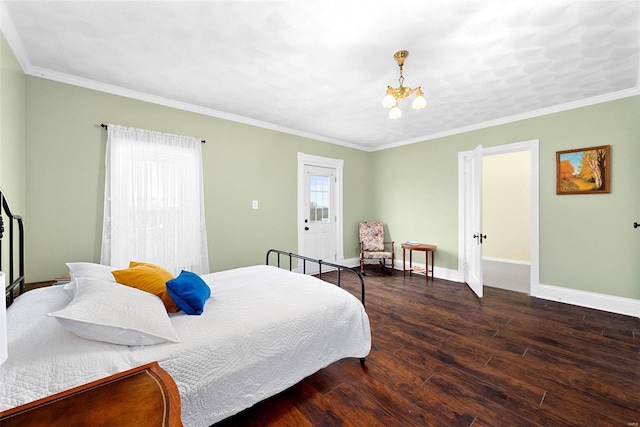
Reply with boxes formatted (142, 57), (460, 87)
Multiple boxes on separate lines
(48, 278), (181, 346)
(66, 262), (116, 282)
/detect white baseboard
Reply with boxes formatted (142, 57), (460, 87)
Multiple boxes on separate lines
(535, 283), (640, 319)
(342, 257), (361, 269)
(343, 257), (461, 281)
(344, 258), (639, 318)
(483, 258), (530, 294)
(393, 259), (461, 281)
(344, 257), (396, 270)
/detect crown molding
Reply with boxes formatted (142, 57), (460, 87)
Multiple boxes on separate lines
(372, 87), (640, 152)
(27, 66), (370, 152)
(26, 62), (635, 154)
(10, 64), (640, 156)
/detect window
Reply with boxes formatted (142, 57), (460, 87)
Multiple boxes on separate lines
(101, 125), (209, 274)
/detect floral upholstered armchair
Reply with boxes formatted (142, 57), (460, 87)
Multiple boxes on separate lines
(359, 221), (394, 274)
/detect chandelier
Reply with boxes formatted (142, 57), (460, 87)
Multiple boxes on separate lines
(381, 50), (426, 119)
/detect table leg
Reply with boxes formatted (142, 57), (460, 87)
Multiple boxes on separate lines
(431, 250), (435, 279)
(403, 248), (406, 278)
(425, 250), (429, 282)
(409, 250), (413, 276)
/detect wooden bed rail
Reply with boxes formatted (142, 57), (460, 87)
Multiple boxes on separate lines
(1, 188), (25, 306)
(266, 249), (366, 306)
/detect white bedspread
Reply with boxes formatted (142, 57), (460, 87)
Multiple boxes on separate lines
(0, 265), (371, 426)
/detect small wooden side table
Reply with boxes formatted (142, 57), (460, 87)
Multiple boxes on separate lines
(402, 243), (437, 281)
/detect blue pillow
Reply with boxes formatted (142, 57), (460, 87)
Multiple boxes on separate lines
(166, 270), (211, 315)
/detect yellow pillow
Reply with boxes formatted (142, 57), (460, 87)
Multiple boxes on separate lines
(111, 261), (179, 313)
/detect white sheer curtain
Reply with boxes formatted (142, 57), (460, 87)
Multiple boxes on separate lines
(101, 125), (209, 275)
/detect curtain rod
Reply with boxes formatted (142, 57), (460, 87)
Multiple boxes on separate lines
(100, 124), (205, 143)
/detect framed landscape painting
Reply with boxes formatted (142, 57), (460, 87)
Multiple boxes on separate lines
(556, 145), (610, 195)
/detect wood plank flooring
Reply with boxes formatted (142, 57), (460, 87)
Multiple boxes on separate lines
(215, 268), (640, 426)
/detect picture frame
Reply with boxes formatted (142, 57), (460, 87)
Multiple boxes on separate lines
(556, 145), (610, 195)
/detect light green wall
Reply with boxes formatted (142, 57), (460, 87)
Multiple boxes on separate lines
(4, 37), (639, 301)
(0, 31), (26, 279)
(483, 151), (531, 261)
(24, 77), (373, 281)
(0, 31), (26, 218)
(372, 96), (640, 299)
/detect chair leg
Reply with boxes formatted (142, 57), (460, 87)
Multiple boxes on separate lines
(391, 243), (395, 274)
(384, 258), (393, 274)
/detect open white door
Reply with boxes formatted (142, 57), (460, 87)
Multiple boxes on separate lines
(463, 145), (484, 297)
(458, 140), (540, 298)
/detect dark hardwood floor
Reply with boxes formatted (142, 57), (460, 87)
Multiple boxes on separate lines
(215, 268), (640, 426)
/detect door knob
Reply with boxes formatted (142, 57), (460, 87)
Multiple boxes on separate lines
(304, 227), (309, 231)
(473, 233), (487, 244)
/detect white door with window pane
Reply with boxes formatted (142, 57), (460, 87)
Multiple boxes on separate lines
(303, 165), (336, 268)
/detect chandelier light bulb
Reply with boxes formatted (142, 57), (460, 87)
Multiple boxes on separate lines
(389, 105), (402, 119)
(382, 91), (396, 109)
(412, 88), (427, 110)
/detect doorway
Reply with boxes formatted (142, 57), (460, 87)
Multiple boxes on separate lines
(457, 140), (540, 297)
(483, 150), (531, 293)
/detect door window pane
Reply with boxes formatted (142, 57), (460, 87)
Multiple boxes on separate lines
(309, 175), (330, 223)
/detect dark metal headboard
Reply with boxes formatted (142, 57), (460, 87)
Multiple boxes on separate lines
(266, 249), (366, 306)
(1, 188), (25, 306)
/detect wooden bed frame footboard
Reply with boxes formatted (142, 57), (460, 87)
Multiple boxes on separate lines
(1, 188), (25, 307)
(0, 361), (183, 426)
(266, 249), (366, 306)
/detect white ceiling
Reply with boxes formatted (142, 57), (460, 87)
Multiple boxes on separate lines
(2, 0), (639, 151)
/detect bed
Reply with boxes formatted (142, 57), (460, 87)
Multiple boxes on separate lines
(0, 190), (371, 426)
